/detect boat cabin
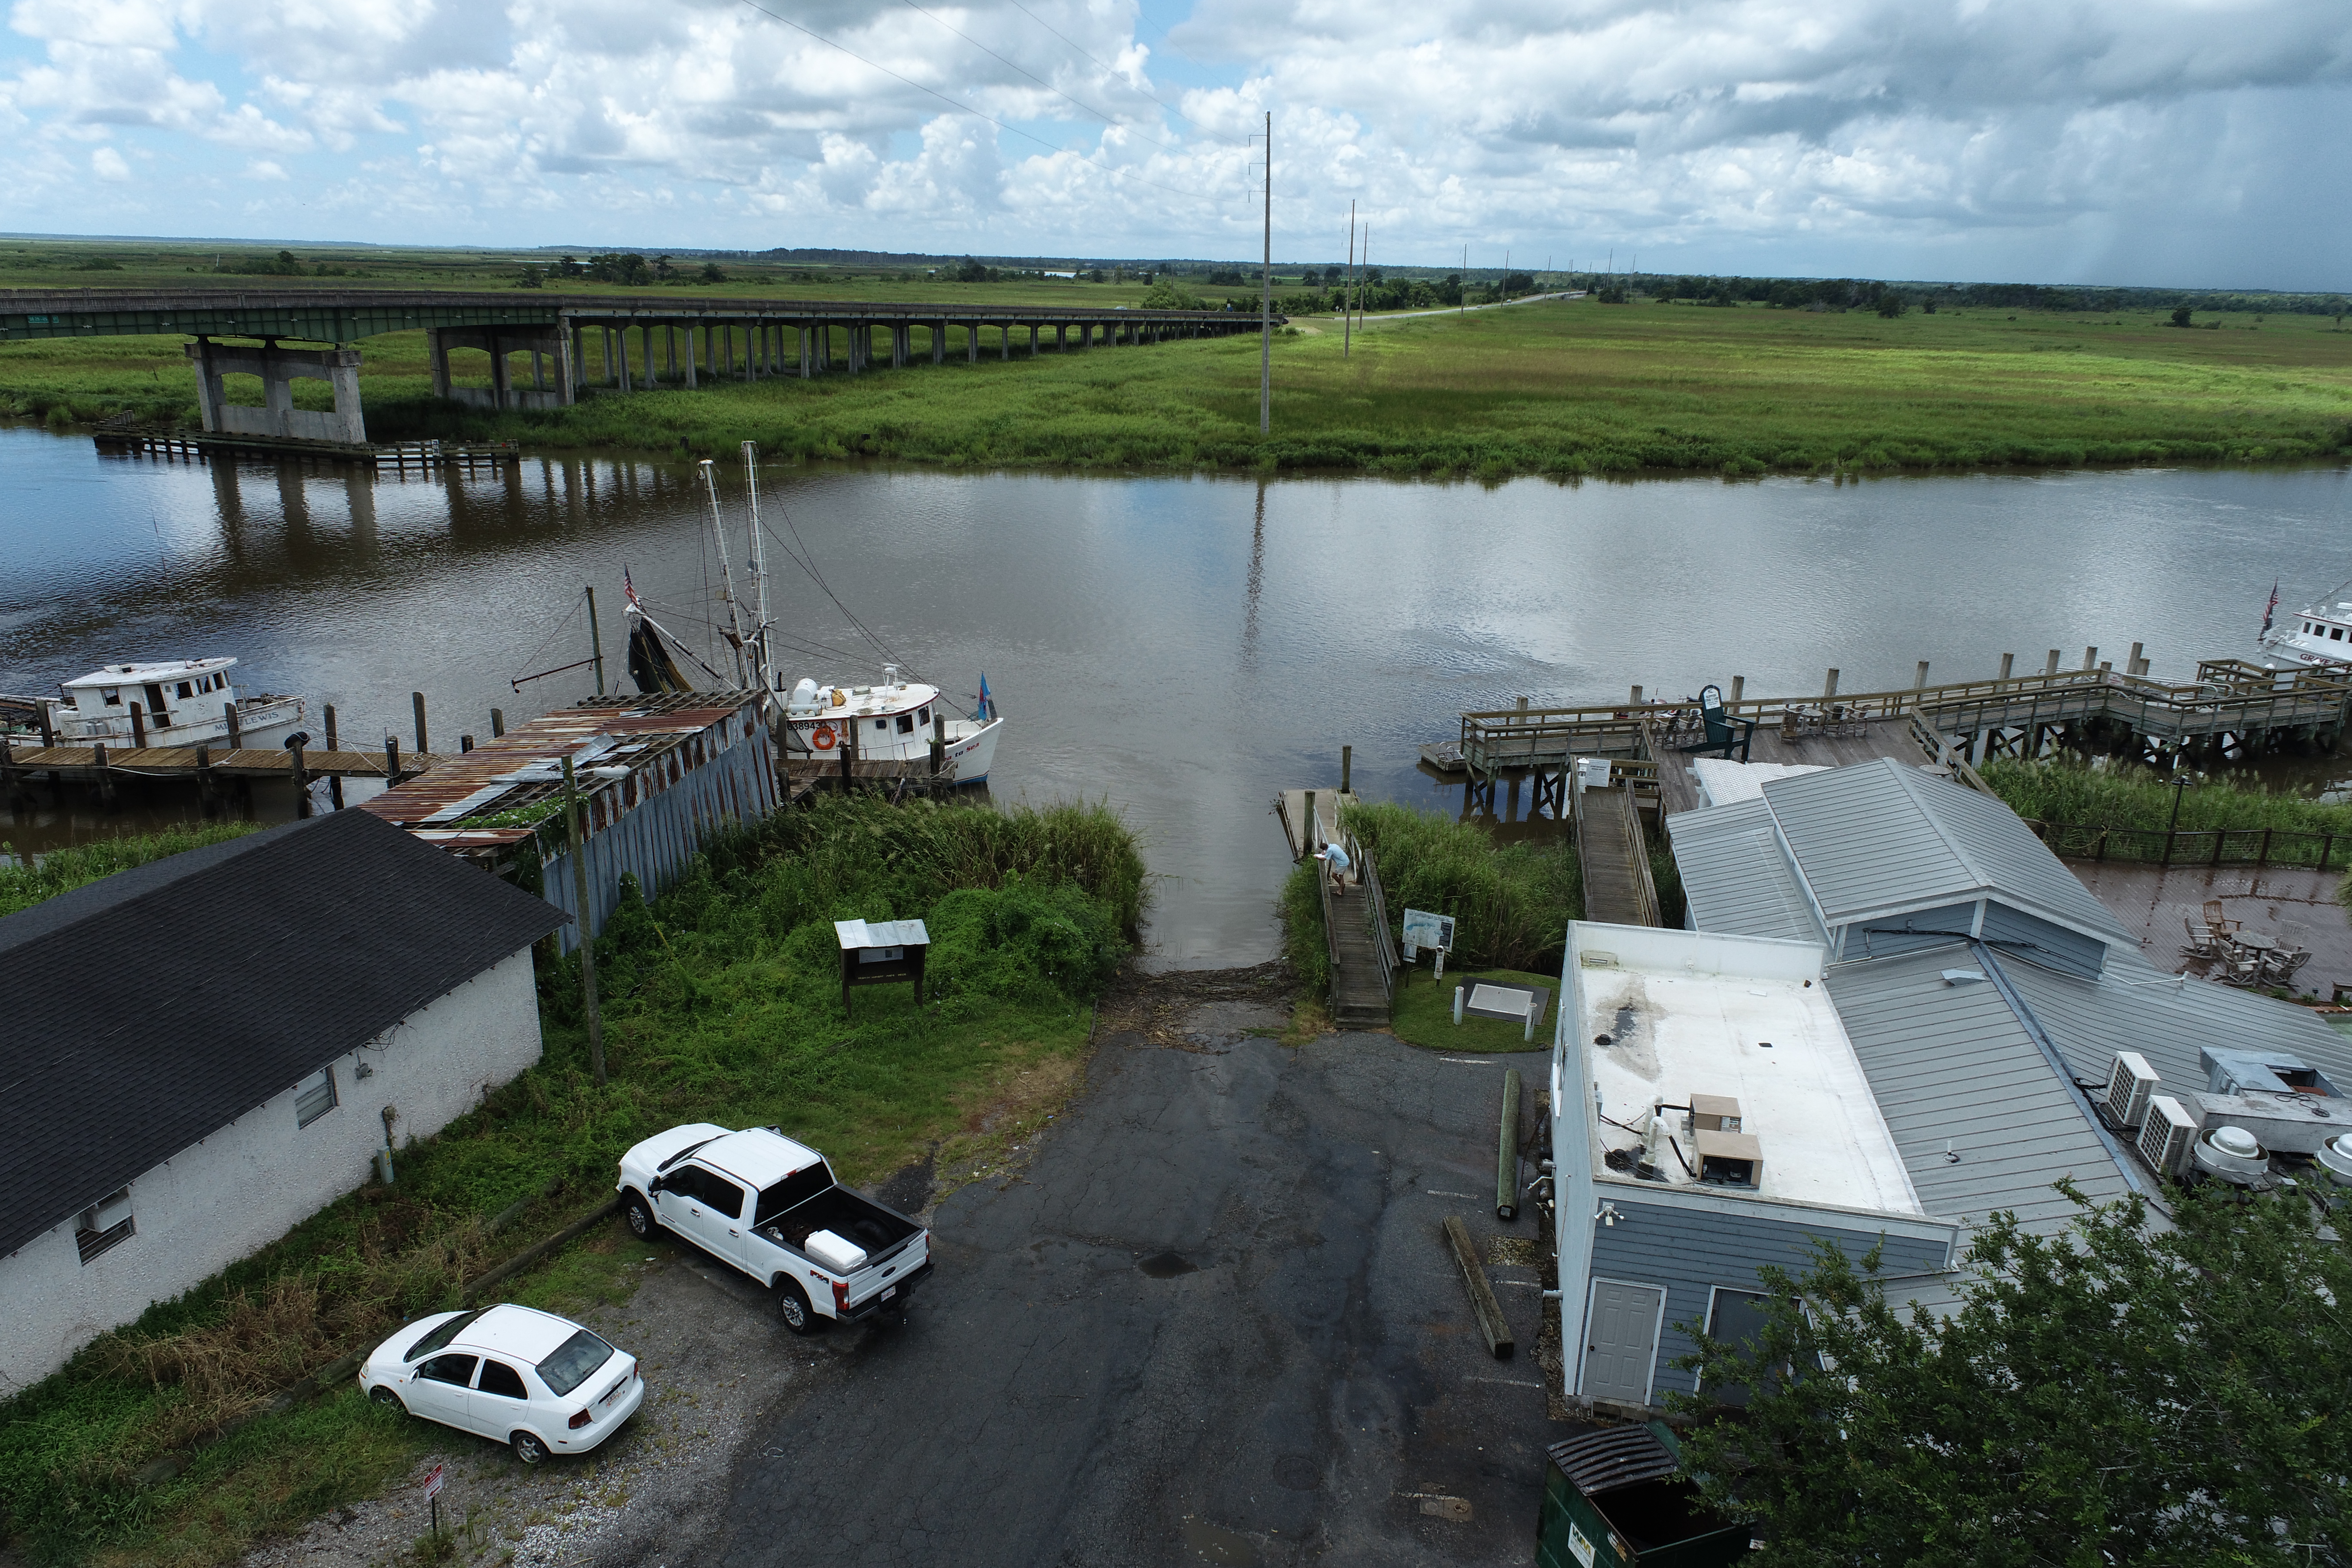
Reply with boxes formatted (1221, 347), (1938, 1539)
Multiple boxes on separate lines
(57, 659), (243, 739)
(783, 665), (943, 755)
(2274, 602), (2352, 666)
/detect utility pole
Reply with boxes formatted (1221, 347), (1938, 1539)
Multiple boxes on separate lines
(563, 754), (606, 1087)
(1343, 200), (1355, 358)
(1259, 110), (1271, 435)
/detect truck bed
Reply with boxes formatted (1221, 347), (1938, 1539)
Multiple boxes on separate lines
(756, 1188), (919, 1262)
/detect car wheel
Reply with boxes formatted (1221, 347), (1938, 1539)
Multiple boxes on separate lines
(369, 1385), (406, 1415)
(774, 1280), (824, 1336)
(623, 1191), (655, 1240)
(512, 1430), (548, 1465)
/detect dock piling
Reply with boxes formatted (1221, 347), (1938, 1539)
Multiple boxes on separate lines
(461, 735), (475, 753)
(288, 736), (310, 818)
(412, 692), (429, 755)
(385, 736), (401, 786)
(0, 735), (17, 805)
(2083, 646), (2098, 672)
(129, 702), (146, 749)
(1341, 744), (1352, 794)
(1304, 789), (1318, 856)
(1730, 676), (1744, 704)
(225, 701), (242, 748)
(196, 745), (214, 812)
(324, 704), (343, 808)
(1629, 685), (1643, 706)
(2000, 653), (2015, 680)
(93, 741), (114, 805)
(2045, 649), (2061, 677)
(1824, 668), (1840, 699)
(492, 707), (506, 738)
(931, 710), (946, 776)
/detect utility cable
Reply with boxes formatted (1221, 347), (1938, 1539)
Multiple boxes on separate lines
(734, 0), (1216, 203)
(895, 0), (1194, 158)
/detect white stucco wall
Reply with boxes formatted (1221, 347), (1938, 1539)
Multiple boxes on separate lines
(0, 947), (544, 1393)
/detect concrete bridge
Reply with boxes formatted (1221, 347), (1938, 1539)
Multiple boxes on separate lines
(0, 288), (1266, 448)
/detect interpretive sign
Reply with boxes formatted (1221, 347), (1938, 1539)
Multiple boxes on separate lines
(1401, 908), (1456, 978)
(835, 918), (931, 1017)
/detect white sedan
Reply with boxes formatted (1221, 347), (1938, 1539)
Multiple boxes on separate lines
(358, 1303), (644, 1463)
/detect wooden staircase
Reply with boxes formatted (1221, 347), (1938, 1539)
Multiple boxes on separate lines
(1573, 782), (1662, 928)
(1318, 833), (1399, 1029)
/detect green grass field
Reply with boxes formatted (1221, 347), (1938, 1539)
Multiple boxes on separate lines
(6, 238), (2350, 476)
(1388, 966), (1559, 1052)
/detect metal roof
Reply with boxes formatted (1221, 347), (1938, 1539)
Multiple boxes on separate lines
(1758, 760), (2129, 947)
(1826, 949), (2137, 1243)
(1546, 1425), (1680, 1495)
(1668, 799), (1823, 945)
(360, 691), (764, 856)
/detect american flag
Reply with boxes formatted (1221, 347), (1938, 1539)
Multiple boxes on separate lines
(2262, 580), (2279, 636)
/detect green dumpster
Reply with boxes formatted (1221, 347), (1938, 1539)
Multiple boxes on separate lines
(1535, 1422), (1752, 1568)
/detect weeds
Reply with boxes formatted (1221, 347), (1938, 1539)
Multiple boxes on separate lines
(1340, 802), (1582, 974)
(0, 822), (259, 917)
(1979, 759), (2352, 861)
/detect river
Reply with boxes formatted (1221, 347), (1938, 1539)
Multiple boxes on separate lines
(3, 423), (2347, 963)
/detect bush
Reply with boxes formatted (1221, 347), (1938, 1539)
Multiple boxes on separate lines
(1336, 802), (1582, 974)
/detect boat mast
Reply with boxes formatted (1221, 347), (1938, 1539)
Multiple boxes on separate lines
(742, 441), (772, 692)
(696, 459), (750, 687)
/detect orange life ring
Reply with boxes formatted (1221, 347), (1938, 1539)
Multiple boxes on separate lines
(811, 723), (837, 751)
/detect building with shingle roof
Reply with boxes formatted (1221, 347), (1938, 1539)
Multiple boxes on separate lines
(0, 809), (564, 1390)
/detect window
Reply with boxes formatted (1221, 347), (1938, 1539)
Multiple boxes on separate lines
(755, 1162), (834, 1226)
(101, 687), (121, 707)
(660, 1165), (708, 1204)
(2335, 629), (2345, 642)
(175, 681), (193, 699)
(536, 1330), (614, 1396)
(295, 1065), (337, 1127)
(917, 707), (929, 727)
(404, 1310), (486, 1362)
(874, 718), (888, 731)
(477, 1360), (529, 1400)
(895, 713), (915, 734)
(701, 1173), (745, 1219)
(75, 1187), (135, 1264)
(418, 1353), (478, 1387)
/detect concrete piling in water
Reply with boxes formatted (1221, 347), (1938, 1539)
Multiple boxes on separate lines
(2000, 652), (2015, 680)
(1824, 668), (1840, 699)
(1914, 660), (1930, 691)
(2083, 646), (2098, 671)
(2045, 649), (2061, 677)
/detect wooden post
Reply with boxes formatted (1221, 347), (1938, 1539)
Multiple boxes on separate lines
(94, 740), (115, 805)
(2128, 641), (2144, 677)
(37, 705), (53, 747)
(412, 692), (429, 756)
(840, 712), (855, 789)
(324, 704), (343, 809)
(289, 735), (311, 818)
(931, 709), (946, 777)
(1730, 676), (1744, 704)
(2045, 649), (2061, 677)
(461, 735), (475, 753)
(1341, 744), (1353, 795)
(0, 734), (15, 803)
(2083, 646), (2098, 672)
(1824, 668), (1840, 699)
(1630, 684), (1643, 706)
(385, 735), (401, 786)
(196, 744), (214, 812)
(492, 708), (506, 738)
(2000, 653), (2015, 680)
(1304, 789), (1317, 856)
(129, 701), (146, 749)
(1495, 1069), (1522, 1220)
(225, 701), (242, 748)
(563, 755), (607, 1087)
(1914, 660), (1929, 691)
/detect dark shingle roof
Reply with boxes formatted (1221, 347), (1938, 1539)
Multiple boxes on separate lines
(0, 810), (565, 1259)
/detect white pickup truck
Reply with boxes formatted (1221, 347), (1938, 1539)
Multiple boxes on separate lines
(616, 1123), (933, 1334)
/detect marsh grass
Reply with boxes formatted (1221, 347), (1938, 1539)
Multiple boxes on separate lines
(0, 822), (260, 917)
(7, 293), (2349, 478)
(0, 794), (1136, 1567)
(1979, 759), (2352, 842)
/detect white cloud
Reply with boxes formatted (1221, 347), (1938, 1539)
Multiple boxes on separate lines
(243, 156), (285, 178)
(0, 0), (2347, 285)
(90, 143), (129, 179)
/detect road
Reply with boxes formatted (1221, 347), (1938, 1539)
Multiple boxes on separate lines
(674, 991), (1568, 1567)
(1328, 290), (1584, 330)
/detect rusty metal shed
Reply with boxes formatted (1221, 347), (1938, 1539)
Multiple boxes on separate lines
(361, 692), (776, 951)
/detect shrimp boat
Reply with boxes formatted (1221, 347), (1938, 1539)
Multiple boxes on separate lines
(614, 444), (1006, 786)
(1, 658), (304, 751)
(2260, 580), (2352, 671)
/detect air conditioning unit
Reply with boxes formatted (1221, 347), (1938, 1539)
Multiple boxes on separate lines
(2104, 1051), (2160, 1130)
(2137, 1095), (2197, 1179)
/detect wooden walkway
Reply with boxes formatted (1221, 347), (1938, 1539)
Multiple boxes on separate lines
(1652, 717), (1939, 817)
(1572, 784), (1660, 927)
(1275, 787), (1358, 860)
(0, 743), (444, 782)
(1326, 876), (1392, 1028)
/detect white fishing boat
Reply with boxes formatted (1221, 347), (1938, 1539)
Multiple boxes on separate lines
(780, 666), (1003, 784)
(2260, 581), (2352, 671)
(2, 658), (304, 750)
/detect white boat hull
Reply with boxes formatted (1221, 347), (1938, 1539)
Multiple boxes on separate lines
(51, 694), (306, 751)
(786, 714), (1003, 784)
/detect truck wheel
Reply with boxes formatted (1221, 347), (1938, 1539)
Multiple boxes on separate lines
(622, 1191), (654, 1240)
(773, 1280), (824, 1336)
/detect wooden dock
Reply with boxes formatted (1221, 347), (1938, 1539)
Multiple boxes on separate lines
(1, 743), (444, 783)
(92, 427), (521, 473)
(1276, 787), (1359, 860)
(781, 756), (977, 804)
(1571, 782), (1660, 927)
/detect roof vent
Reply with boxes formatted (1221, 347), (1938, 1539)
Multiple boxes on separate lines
(2137, 1096), (2197, 1179)
(1941, 969), (1987, 986)
(2104, 1051), (2159, 1131)
(2318, 1134), (2352, 1188)
(2192, 1125), (2268, 1185)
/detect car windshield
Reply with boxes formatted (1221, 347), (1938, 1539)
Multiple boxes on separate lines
(536, 1329), (615, 1396)
(754, 1162), (834, 1228)
(403, 1309), (486, 1363)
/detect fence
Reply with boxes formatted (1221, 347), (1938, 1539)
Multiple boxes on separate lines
(2029, 820), (2346, 870)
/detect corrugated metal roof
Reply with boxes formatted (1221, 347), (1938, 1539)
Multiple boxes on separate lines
(1995, 945), (2352, 1099)
(1758, 760), (2128, 947)
(1827, 949), (2137, 1248)
(1669, 799), (1823, 944)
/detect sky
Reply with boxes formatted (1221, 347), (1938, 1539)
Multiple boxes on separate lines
(2, 0), (2348, 288)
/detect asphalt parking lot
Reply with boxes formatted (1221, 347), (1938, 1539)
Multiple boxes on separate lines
(670, 997), (1568, 1568)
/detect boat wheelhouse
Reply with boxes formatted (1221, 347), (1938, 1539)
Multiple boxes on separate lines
(15, 658), (305, 750)
(781, 665), (1002, 784)
(2263, 593), (2352, 670)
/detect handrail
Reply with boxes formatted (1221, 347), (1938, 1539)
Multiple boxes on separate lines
(1907, 712), (1994, 795)
(1317, 852), (1344, 981)
(1358, 836), (1398, 1004)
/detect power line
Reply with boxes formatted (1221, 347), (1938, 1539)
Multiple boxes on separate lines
(732, 0), (1216, 204)
(996, 0), (1233, 144)
(895, 0), (1194, 158)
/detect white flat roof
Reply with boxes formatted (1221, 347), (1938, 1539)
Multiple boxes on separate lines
(1569, 922), (1923, 1216)
(1690, 757), (1825, 808)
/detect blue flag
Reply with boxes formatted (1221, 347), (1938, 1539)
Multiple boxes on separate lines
(977, 674), (993, 721)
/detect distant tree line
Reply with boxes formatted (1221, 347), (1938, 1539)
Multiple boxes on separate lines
(1616, 272), (2348, 320)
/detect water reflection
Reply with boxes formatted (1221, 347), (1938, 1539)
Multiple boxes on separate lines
(3, 423), (2348, 965)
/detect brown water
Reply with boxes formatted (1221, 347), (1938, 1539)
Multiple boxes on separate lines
(3, 424), (2347, 963)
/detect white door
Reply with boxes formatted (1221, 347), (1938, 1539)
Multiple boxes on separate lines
(1581, 1281), (1664, 1405)
(472, 1357), (536, 1441)
(407, 1352), (478, 1433)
